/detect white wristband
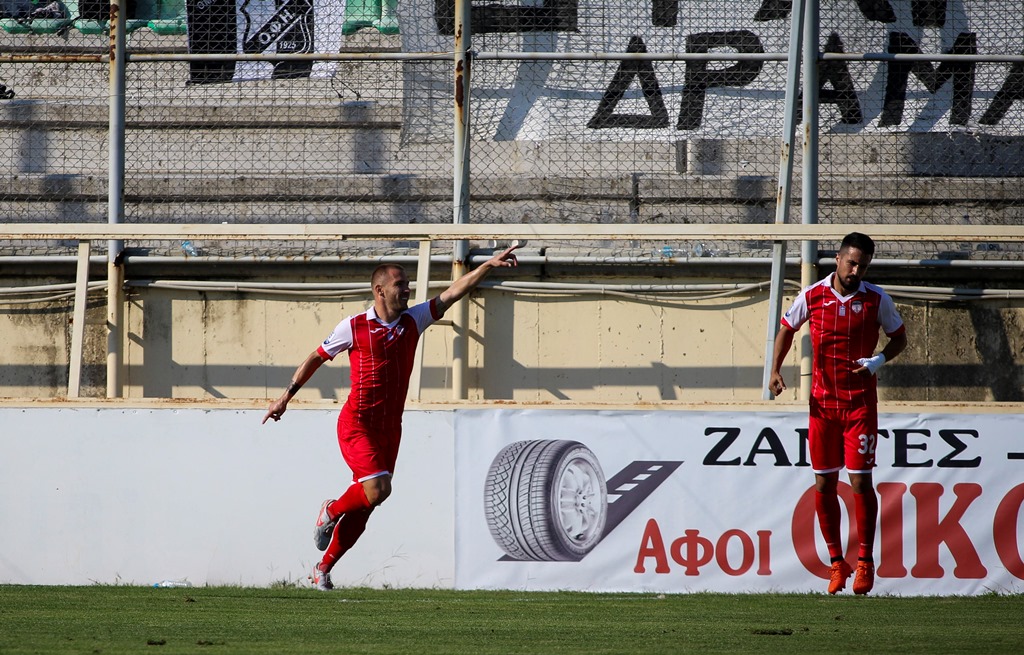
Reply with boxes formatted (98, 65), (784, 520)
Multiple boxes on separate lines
(855, 353), (887, 375)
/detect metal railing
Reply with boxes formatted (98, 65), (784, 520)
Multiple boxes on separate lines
(4, 221), (1023, 400)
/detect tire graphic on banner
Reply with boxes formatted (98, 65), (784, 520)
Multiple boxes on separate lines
(484, 440), (608, 561)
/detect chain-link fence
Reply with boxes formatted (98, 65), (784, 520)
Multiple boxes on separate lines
(3, 1), (1024, 262)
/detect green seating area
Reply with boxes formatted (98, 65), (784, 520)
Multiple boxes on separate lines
(2, 0), (188, 35)
(1, 0), (73, 34)
(76, 0), (188, 35)
(1, 0), (399, 36)
(343, 0), (399, 35)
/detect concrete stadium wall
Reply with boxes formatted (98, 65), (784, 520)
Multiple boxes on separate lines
(1, 267), (1023, 402)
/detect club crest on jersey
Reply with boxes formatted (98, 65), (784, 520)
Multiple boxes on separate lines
(386, 326), (405, 342)
(852, 300), (863, 314)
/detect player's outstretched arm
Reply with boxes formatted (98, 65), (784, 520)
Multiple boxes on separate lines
(768, 325), (796, 397)
(263, 350), (327, 424)
(435, 243), (520, 314)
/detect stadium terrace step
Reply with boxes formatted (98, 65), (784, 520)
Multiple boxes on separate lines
(5, 171), (1024, 223)
(0, 98), (403, 127)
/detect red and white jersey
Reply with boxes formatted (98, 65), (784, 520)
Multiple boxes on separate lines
(781, 274), (905, 408)
(317, 298), (444, 430)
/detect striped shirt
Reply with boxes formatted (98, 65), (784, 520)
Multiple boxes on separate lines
(781, 274), (905, 408)
(318, 298), (443, 430)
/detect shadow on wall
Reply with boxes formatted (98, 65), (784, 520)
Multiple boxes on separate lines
(967, 305), (1024, 401)
(2, 361), (1021, 401)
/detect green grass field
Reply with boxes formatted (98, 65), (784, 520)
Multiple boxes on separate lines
(0, 585), (1020, 654)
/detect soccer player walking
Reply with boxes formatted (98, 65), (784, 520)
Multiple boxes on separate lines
(768, 232), (907, 595)
(263, 244), (520, 590)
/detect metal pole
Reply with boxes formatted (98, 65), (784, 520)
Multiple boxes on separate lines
(106, 0), (127, 399)
(763, 0), (805, 400)
(409, 240), (433, 401)
(799, 0), (820, 402)
(68, 241), (92, 398)
(451, 0), (472, 400)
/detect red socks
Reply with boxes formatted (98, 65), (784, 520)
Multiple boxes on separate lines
(815, 490), (844, 561)
(317, 483), (375, 575)
(854, 490), (878, 561)
(326, 482), (372, 520)
(816, 489), (879, 562)
(320, 510), (372, 573)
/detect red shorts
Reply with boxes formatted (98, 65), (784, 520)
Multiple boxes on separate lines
(336, 416), (401, 483)
(808, 398), (878, 474)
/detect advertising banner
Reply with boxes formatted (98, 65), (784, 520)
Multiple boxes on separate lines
(455, 409), (1024, 596)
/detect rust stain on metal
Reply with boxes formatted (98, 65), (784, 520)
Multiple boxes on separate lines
(455, 59), (465, 108)
(2, 54), (105, 63)
(775, 142), (791, 205)
(108, 4), (119, 60)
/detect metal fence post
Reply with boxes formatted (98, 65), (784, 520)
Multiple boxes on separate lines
(763, 0), (806, 400)
(451, 0), (472, 400)
(68, 241), (92, 398)
(106, 0), (127, 399)
(799, 0), (820, 401)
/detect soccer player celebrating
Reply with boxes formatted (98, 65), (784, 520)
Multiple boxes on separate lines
(263, 244), (520, 590)
(768, 232), (907, 595)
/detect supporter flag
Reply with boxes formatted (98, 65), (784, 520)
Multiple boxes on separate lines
(399, 1), (1023, 140)
(186, 0), (346, 83)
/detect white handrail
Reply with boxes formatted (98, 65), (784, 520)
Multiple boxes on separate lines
(3, 223), (1023, 242)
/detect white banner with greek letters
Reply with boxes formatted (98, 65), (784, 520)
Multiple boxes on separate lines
(401, 1), (1024, 140)
(454, 409), (1024, 595)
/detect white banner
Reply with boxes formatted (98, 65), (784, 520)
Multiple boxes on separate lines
(455, 409), (1024, 595)
(401, 1), (1024, 140)
(0, 408), (455, 588)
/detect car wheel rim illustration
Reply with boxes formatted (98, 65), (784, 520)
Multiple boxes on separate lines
(484, 440), (608, 561)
